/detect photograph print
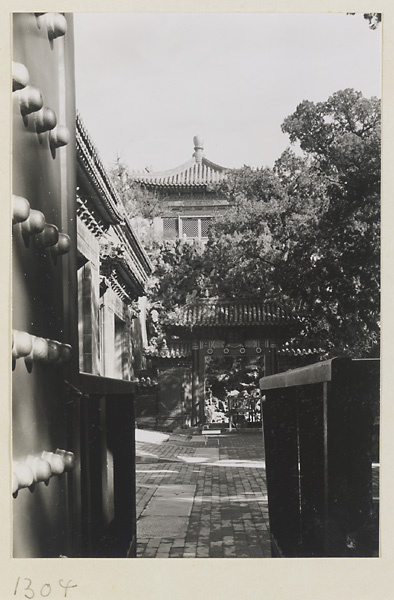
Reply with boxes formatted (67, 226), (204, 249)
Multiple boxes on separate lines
(11, 11), (380, 560)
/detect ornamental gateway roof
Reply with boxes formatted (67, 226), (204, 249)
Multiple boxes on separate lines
(130, 136), (229, 188)
(163, 299), (300, 329)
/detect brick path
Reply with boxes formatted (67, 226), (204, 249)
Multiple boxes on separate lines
(135, 431), (271, 558)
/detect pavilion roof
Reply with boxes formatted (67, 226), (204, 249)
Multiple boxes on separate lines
(131, 158), (227, 189)
(130, 136), (229, 189)
(163, 298), (300, 330)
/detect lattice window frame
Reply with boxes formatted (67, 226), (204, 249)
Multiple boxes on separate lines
(162, 216), (213, 241)
(163, 217), (179, 239)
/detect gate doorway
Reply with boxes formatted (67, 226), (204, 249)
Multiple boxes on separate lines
(204, 355), (263, 429)
(146, 299), (303, 429)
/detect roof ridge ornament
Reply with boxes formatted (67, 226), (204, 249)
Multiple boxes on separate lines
(193, 135), (204, 163)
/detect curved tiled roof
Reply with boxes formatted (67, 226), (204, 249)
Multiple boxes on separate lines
(76, 112), (123, 224)
(164, 299), (300, 329)
(76, 112), (152, 288)
(131, 137), (229, 189)
(132, 157), (228, 188)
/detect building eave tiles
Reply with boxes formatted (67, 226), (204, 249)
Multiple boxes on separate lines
(131, 157), (228, 189)
(76, 114), (122, 224)
(165, 300), (299, 329)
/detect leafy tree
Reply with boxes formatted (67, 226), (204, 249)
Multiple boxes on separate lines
(114, 90), (380, 359)
(348, 13), (381, 29)
(206, 89), (380, 357)
(363, 13), (381, 29)
(206, 356), (263, 397)
(203, 160), (329, 302)
(147, 239), (209, 311)
(109, 158), (162, 251)
(278, 89), (380, 356)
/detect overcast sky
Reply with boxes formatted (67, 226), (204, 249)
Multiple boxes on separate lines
(74, 12), (381, 173)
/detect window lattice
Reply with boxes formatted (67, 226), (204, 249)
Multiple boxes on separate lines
(163, 218), (178, 239)
(200, 217), (212, 237)
(182, 218), (199, 238)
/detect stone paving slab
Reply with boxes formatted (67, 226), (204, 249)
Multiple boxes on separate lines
(136, 441), (196, 464)
(154, 484), (196, 497)
(142, 498), (193, 517)
(143, 485), (196, 518)
(192, 448), (220, 460)
(138, 516), (190, 538)
(135, 429), (170, 444)
(135, 431), (271, 558)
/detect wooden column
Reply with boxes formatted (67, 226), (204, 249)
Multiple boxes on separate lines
(264, 340), (278, 376)
(198, 350), (205, 425)
(191, 341), (199, 426)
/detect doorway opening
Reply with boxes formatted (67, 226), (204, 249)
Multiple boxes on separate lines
(204, 355), (263, 429)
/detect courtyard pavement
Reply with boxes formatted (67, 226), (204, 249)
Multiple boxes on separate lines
(135, 429), (271, 558)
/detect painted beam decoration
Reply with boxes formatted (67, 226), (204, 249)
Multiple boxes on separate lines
(200, 339), (265, 356)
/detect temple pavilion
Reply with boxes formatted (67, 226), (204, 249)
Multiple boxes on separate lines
(131, 137), (318, 429)
(139, 294), (310, 429)
(131, 136), (231, 243)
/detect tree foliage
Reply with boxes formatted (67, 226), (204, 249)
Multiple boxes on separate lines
(206, 89), (380, 357)
(109, 158), (162, 251)
(363, 13), (381, 29)
(110, 157), (161, 221)
(147, 239), (209, 311)
(115, 90), (380, 359)
(279, 90), (380, 355)
(348, 12), (381, 30)
(155, 90), (379, 358)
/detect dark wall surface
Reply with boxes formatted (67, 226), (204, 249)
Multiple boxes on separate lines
(12, 12), (79, 558)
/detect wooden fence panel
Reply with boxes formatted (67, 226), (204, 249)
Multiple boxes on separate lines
(260, 358), (379, 557)
(262, 389), (301, 556)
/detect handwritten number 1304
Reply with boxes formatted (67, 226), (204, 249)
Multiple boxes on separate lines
(14, 578), (77, 598)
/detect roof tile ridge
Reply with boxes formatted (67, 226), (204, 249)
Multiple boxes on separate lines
(76, 113), (121, 203)
(201, 156), (230, 172)
(76, 116), (123, 223)
(131, 158), (196, 179)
